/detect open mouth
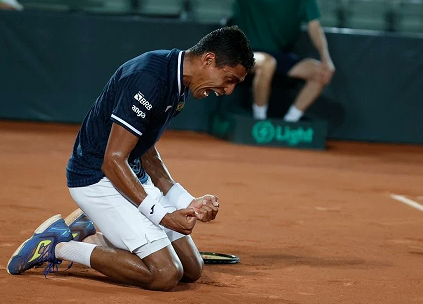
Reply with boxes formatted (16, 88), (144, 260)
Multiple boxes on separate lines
(202, 89), (222, 98)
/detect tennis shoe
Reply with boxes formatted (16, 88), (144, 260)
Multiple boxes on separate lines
(64, 208), (96, 242)
(7, 214), (72, 275)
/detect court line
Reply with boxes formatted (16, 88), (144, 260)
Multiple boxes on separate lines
(390, 194), (423, 212)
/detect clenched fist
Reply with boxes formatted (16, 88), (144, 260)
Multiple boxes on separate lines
(188, 195), (219, 222)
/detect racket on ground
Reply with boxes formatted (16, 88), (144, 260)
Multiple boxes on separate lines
(200, 251), (240, 264)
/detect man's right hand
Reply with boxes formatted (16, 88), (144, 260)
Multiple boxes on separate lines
(320, 59), (335, 85)
(160, 208), (197, 235)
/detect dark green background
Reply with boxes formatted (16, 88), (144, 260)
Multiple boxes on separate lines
(1, 10), (422, 144)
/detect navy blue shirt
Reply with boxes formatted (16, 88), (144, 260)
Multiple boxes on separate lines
(67, 49), (187, 187)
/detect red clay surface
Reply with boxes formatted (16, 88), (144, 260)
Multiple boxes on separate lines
(1, 120), (423, 304)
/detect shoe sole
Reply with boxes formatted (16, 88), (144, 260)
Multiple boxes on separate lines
(64, 208), (84, 226)
(7, 214), (63, 275)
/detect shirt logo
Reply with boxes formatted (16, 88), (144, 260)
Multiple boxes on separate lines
(132, 105), (146, 118)
(150, 205), (155, 214)
(176, 101), (185, 112)
(165, 105), (173, 112)
(134, 91), (153, 110)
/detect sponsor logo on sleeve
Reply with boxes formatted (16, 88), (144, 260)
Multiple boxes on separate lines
(132, 105), (146, 118)
(134, 91), (153, 110)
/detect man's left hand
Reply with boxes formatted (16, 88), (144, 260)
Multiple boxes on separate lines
(188, 195), (219, 222)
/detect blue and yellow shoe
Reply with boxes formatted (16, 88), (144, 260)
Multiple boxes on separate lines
(7, 214), (72, 275)
(64, 208), (96, 242)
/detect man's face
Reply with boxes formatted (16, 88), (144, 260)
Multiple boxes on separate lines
(189, 53), (247, 99)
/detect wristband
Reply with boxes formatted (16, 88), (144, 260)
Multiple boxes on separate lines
(138, 194), (167, 225)
(165, 183), (194, 210)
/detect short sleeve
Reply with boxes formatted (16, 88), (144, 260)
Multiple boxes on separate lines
(302, 0), (321, 23)
(111, 73), (159, 137)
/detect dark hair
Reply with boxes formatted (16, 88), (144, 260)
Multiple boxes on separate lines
(188, 26), (255, 73)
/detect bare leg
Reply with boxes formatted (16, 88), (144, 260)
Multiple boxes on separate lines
(85, 233), (203, 283)
(252, 52), (277, 107)
(287, 58), (325, 112)
(85, 232), (203, 283)
(89, 244), (183, 291)
(250, 52), (277, 119)
(291, 80), (324, 112)
(171, 236), (203, 282)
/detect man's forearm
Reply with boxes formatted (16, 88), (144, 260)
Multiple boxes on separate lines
(308, 20), (331, 62)
(101, 155), (148, 206)
(142, 146), (175, 195)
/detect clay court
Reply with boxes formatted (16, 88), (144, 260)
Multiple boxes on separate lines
(0, 120), (423, 303)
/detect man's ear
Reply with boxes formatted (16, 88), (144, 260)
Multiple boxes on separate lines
(202, 52), (216, 67)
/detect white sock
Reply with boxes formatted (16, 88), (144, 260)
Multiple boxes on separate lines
(283, 105), (303, 122)
(55, 240), (97, 267)
(252, 104), (268, 120)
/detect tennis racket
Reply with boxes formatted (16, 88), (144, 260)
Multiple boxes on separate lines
(200, 251), (240, 264)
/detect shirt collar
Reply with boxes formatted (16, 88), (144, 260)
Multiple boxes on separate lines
(177, 51), (186, 97)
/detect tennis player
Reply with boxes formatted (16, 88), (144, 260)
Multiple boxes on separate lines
(7, 26), (255, 290)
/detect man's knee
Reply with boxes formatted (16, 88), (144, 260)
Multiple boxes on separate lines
(254, 52), (277, 78)
(181, 255), (204, 283)
(145, 259), (184, 291)
(303, 59), (322, 81)
(289, 58), (325, 86)
(305, 59), (333, 87)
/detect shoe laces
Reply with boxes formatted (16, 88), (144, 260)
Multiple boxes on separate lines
(42, 260), (74, 278)
(43, 259), (62, 278)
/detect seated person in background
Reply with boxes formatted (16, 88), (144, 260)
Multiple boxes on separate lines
(0, 0), (23, 10)
(232, 0), (335, 121)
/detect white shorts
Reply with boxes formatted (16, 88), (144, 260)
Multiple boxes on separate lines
(69, 176), (187, 259)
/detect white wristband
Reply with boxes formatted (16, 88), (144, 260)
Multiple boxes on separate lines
(138, 194), (167, 226)
(165, 183), (194, 210)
